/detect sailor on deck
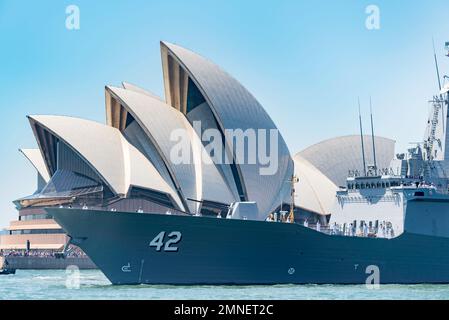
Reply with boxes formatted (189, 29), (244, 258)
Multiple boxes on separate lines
(381, 223), (386, 238)
(363, 223), (368, 237)
(332, 223), (337, 235)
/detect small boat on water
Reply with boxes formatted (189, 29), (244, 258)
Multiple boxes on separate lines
(0, 257), (16, 275)
(0, 268), (16, 275)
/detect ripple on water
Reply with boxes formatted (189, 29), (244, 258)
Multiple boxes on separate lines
(1, 270), (449, 300)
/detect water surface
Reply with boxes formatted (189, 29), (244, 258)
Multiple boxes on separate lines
(1, 270), (448, 300)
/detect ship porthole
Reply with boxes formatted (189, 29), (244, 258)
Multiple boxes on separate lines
(288, 267), (295, 275)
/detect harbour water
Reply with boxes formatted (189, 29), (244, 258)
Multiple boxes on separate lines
(1, 270), (449, 300)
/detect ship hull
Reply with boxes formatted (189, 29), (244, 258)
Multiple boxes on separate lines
(48, 208), (449, 285)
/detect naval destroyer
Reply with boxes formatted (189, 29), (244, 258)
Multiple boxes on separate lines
(47, 42), (449, 285)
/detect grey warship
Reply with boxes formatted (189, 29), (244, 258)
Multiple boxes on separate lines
(26, 41), (449, 284)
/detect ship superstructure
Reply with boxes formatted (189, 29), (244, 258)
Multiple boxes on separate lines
(323, 42), (449, 241)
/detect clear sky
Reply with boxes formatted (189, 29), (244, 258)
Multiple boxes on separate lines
(0, 0), (449, 227)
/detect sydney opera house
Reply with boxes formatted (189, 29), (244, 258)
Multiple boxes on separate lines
(0, 42), (395, 256)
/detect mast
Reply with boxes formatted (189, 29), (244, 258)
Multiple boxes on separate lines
(444, 42), (449, 160)
(444, 42), (449, 119)
(288, 175), (299, 223)
(358, 98), (367, 176)
(370, 97), (378, 175)
(433, 38), (442, 91)
(431, 39), (443, 153)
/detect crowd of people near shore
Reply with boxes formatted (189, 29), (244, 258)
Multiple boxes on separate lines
(0, 245), (88, 258)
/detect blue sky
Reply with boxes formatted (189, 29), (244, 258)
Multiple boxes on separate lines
(0, 0), (448, 227)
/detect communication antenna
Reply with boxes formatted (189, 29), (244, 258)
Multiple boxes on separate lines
(433, 38), (442, 91)
(358, 98), (367, 176)
(370, 97), (378, 175)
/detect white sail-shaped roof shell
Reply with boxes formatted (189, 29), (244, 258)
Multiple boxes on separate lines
(122, 82), (162, 100)
(161, 41), (294, 217)
(28, 115), (183, 210)
(19, 148), (51, 183)
(293, 155), (338, 215)
(105, 86), (236, 213)
(298, 135), (396, 187)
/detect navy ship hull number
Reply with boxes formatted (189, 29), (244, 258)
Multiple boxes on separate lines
(149, 231), (182, 252)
